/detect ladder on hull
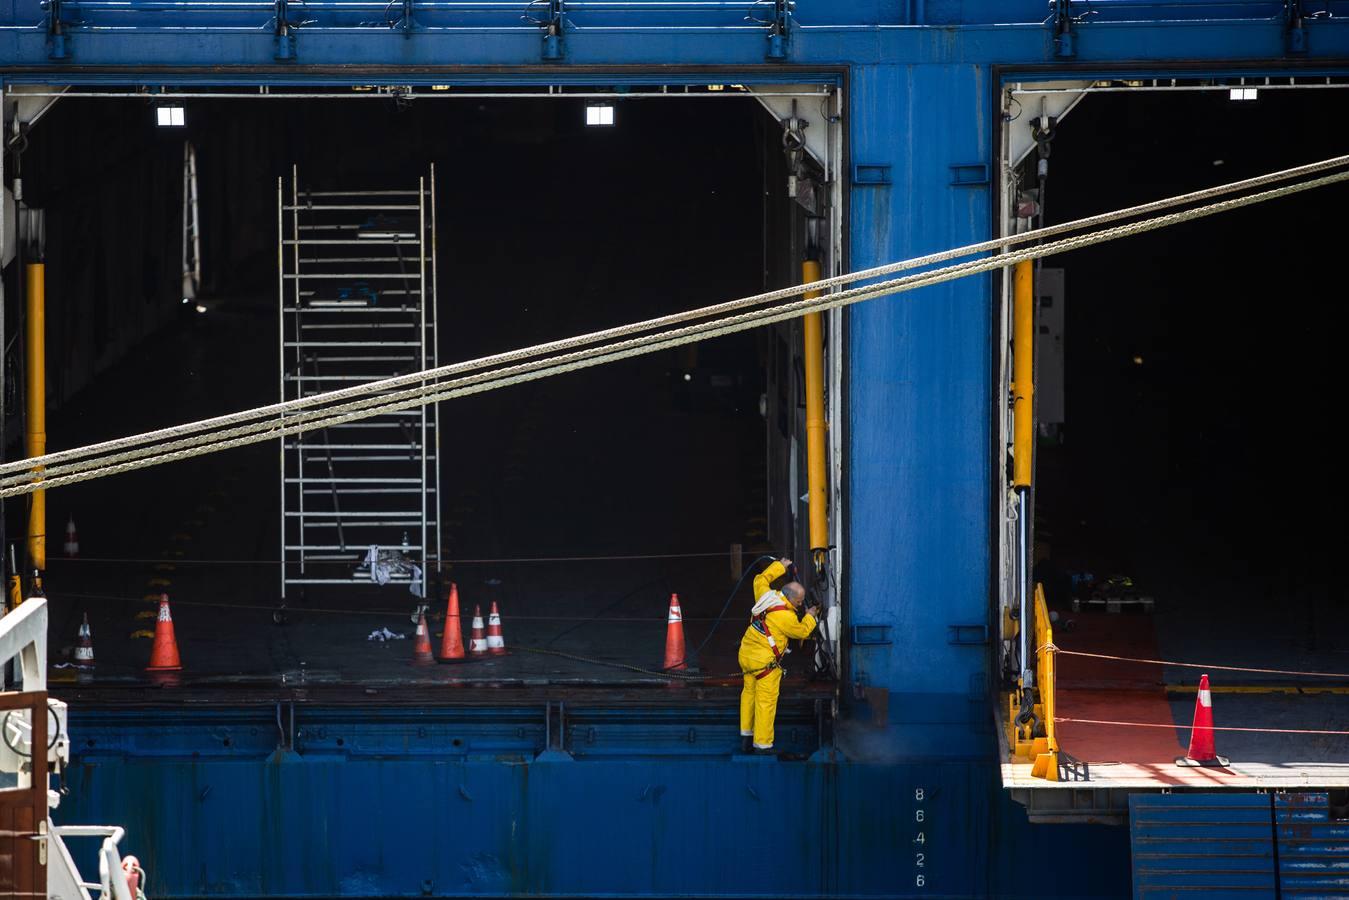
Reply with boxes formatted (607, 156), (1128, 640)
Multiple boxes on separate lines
(278, 166), (441, 599)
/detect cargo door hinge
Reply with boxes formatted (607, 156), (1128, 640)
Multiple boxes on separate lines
(1285, 0), (1309, 54)
(44, 0), (69, 60)
(274, 0), (299, 61)
(1050, 0), (1076, 59)
(762, 0), (792, 61)
(394, 0), (417, 37)
(531, 0), (566, 61)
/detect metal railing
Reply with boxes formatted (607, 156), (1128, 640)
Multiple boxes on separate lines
(50, 825), (137, 900)
(1030, 583), (1058, 779)
(1004, 583), (1061, 780)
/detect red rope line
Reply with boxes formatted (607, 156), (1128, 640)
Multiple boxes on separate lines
(1055, 717), (1349, 736)
(1052, 648), (1349, 680)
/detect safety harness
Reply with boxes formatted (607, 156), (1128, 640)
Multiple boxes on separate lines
(749, 597), (792, 679)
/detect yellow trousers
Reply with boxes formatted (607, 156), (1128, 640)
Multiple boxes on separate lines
(738, 664), (783, 750)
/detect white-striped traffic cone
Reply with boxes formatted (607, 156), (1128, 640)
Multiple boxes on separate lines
(469, 605), (488, 657)
(74, 613), (95, 668)
(486, 601), (506, 655)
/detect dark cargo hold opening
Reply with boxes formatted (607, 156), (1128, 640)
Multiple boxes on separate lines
(4, 92), (838, 698)
(1029, 86), (1349, 775)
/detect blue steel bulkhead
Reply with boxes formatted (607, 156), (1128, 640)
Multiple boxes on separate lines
(8, 1), (1349, 896)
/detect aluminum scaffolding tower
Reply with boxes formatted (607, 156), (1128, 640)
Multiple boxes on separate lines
(278, 166), (440, 600)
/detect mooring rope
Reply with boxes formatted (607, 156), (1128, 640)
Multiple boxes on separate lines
(3, 156), (1347, 497)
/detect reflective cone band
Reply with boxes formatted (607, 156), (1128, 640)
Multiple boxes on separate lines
(1176, 674), (1230, 767)
(411, 610), (435, 666)
(663, 593), (687, 671)
(439, 582), (465, 660)
(487, 601), (506, 655)
(147, 594), (183, 672)
(469, 605), (488, 657)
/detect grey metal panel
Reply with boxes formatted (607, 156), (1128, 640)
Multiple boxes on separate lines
(1130, 793), (1275, 898)
(1277, 792), (1349, 897)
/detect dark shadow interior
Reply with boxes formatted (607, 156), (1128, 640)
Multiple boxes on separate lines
(3, 94), (830, 690)
(1036, 86), (1349, 675)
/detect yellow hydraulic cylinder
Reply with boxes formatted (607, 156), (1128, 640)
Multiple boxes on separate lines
(25, 263), (46, 573)
(802, 260), (829, 556)
(1011, 261), (1034, 489)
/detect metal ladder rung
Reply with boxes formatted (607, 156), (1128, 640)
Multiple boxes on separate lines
(291, 355), (417, 363)
(289, 299), (422, 309)
(291, 510), (431, 518)
(285, 204), (420, 211)
(284, 375), (413, 383)
(285, 477), (423, 483)
(296, 323), (427, 331)
(285, 341), (422, 347)
(284, 239), (417, 245)
(298, 190), (427, 198)
(297, 225), (415, 236)
(295, 391), (432, 400)
(296, 392), (428, 399)
(287, 442), (422, 450)
(302, 487), (429, 495)
(285, 544), (424, 551)
(284, 273), (424, 280)
(284, 577), (420, 585)
(299, 454), (437, 462)
(322, 415), (424, 424)
(297, 256), (427, 264)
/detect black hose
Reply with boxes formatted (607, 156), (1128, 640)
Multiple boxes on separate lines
(679, 555), (777, 670)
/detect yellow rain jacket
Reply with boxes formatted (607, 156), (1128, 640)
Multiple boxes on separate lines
(738, 560), (817, 749)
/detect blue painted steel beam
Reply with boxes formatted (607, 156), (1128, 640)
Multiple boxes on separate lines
(5, 28), (1349, 69)
(59, 706), (1133, 898)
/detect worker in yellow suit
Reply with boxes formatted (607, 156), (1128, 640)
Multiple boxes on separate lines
(739, 557), (819, 754)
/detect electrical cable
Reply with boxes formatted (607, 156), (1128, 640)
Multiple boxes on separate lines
(1051, 648), (1349, 680)
(677, 554), (777, 669)
(1055, 717), (1349, 737)
(4, 152), (1347, 490)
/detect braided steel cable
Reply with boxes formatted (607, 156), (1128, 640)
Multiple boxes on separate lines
(2, 162), (1348, 497)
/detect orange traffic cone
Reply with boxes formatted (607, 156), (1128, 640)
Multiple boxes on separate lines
(63, 516), (79, 558)
(663, 593), (687, 671)
(146, 594), (183, 672)
(74, 613), (95, 668)
(469, 604), (488, 657)
(411, 610), (435, 666)
(1176, 674), (1230, 767)
(487, 601), (507, 655)
(439, 582), (465, 661)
